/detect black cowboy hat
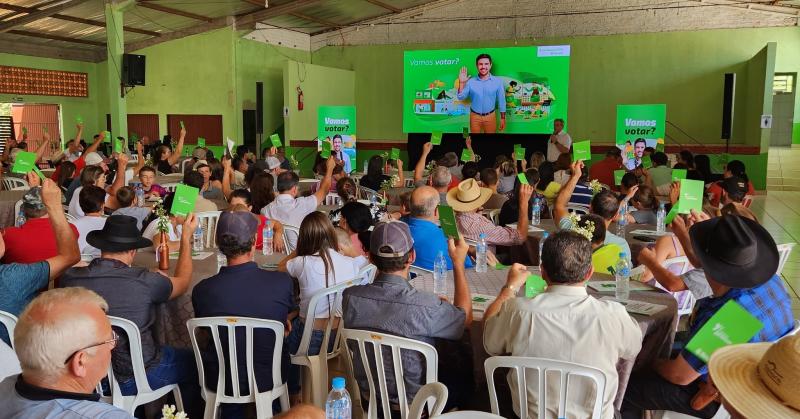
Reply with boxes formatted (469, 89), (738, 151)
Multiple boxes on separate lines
(689, 214), (779, 289)
(86, 215), (153, 252)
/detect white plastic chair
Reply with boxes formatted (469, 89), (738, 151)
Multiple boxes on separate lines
(341, 329), (438, 419)
(3, 177), (29, 191)
(358, 263), (378, 285)
(404, 178), (415, 188)
(482, 209), (500, 225)
(776, 243), (796, 276)
(436, 412), (505, 419)
(782, 319), (800, 339)
(565, 204), (590, 215)
(0, 310), (18, 348)
(656, 256), (696, 318)
(107, 316), (184, 414)
(654, 406), (731, 419)
(282, 224), (300, 254)
(291, 276), (364, 407)
(196, 211), (222, 248)
(408, 382), (448, 419)
(484, 356), (606, 419)
(358, 185), (380, 202)
(161, 182), (180, 193)
(325, 193), (342, 206)
(65, 213), (78, 223)
(187, 317), (289, 419)
(13, 199), (22, 218)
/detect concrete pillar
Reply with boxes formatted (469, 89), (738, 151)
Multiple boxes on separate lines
(104, 0), (135, 138)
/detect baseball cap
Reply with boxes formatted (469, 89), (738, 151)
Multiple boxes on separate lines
(370, 221), (414, 257)
(84, 152), (103, 166)
(215, 210), (259, 245)
(192, 148), (207, 159)
(22, 187), (45, 210)
(265, 156), (281, 170)
(721, 176), (748, 200)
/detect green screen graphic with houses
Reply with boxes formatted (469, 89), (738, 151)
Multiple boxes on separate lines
(403, 46), (571, 134)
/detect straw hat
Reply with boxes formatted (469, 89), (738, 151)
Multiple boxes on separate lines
(709, 334), (800, 418)
(446, 178), (492, 212)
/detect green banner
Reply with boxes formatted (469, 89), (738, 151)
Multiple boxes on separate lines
(318, 106), (357, 174)
(616, 104), (666, 169)
(403, 46), (571, 134)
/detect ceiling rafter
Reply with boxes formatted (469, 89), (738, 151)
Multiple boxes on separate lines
(235, 0), (322, 28)
(8, 29), (105, 47)
(310, 0), (434, 36)
(288, 11), (341, 28)
(364, 0), (401, 13)
(136, 1), (213, 23)
(0, 2), (160, 37)
(0, 0), (92, 33)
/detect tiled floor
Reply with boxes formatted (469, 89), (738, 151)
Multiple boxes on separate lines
(767, 146), (800, 191)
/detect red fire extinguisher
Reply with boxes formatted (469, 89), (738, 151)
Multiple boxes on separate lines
(297, 86), (304, 111)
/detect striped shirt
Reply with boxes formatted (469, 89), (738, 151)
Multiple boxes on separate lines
(568, 183), (594, 207)
(456, 211), (523, 246)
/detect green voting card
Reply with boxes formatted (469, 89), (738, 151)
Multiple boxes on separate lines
(11, 151), (37, 175)
(677, 179), (704, 214)
(269, 134), (282, 148)
(113, 138), (124, 154)
(642, 155), (653, 169)
(320, 140), (332, 159)
(42, 125), (48, 134)
(572, 140), (591, 162)
(437, 205), (459, 239)
(614, 170), (625, 186)
(515, 148), (526, 161)
(525, 274), (547, 298)
(671, 169), (687, 181)
(103, 131), (111, 143)
(517, 173), (529, 185)
(390, 147), (400, 161)
(462, 127), (469, 139)
(76, 115), (83, 124)
(664, 202), (681, 225)
(656, 142), (665, 153)
(179, 120), (185, 130)
(685, 300), (763, 363)
(460, 148), (473, 162)
(197, 137), (206, 148)
(431, 131), (442, 145)
(494, 263), (509, 270)
(170, 184), (199, 217)
(21, 127), (27, 135)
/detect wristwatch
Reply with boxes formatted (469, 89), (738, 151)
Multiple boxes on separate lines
(501, 284), (517, 294)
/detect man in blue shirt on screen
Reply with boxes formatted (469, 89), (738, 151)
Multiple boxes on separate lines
(457, 53), (506, 133)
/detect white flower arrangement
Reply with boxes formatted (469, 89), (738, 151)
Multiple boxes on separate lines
(380, 175), (399, 192)
(161, 404), (188, 419)
(153, 198), (170, 233)
(424, 160), (437, 176)
(288, 154), (299, 170)
(566, 213), (595, 242)
(588, 179), (603, 195)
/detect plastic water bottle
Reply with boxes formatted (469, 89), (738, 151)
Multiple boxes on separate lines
(617, 204), (628, 237)
(539, 231), (549, 267)
(369, 193), (378, 206)
(476, 233), (488, 273)
(135, 186), (145, 207)
(615, 253), (631, 302)
(14, 210), (25, 227)
(362, 160), (368, 175)
(263, 219), (274, 256)
(192, 225), (203, 252)
(656, 202), (666, 234)
(531, 198), (541, 226)
(433, 251), (447, 295)
(325, 377), (351, 419)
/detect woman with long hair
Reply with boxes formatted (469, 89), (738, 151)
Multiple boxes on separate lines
(331, 202), (373, 256)
(535, 161), (561, 201)
(707, 159), (755, 207)
(67, 165), (111, 217)
(279, 212), (367, 399)
(194, 163), (225, 201)
(499, 169), (548, 226)
(693, 154), (717, 184)
(250, 171), (276, 215)
(625, 185), (660, 225)
(358, 155), (403, 191)
(153, 126), (186, 174)
(56, 161), (76, 193)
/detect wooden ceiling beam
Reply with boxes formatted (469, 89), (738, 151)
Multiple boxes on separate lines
(136, 1), (213, 23)
(364, 0), (401, 13)
(235, 0), (321, 28)
(0, 36), (103, 61)
(288, 11), (341, 28)
(126, 15), (232, 52)
(0, 2), (160, 37)
(0, 0), (92, 32)
(8, 29), (105, 47)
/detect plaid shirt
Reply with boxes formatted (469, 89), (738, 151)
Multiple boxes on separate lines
(456, 211), (523, 246)
(681, 274), (793, 377)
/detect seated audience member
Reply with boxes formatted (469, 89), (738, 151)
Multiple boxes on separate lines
(279, 212), (368, 399)
(619, 172), (639, 199)
(484, 231), (642, 419)
(567, 167), (593, 207)
(184, 170), (218, 212)
(407, 186), (474, 271)
(535, 162), (561, 201)
(0, 179), (80, 345)
(262, 158), (336, 248)
(555, 161), (631, 262)
(529, 151), (546, 172)
(330, 177), (388, 224)
(248, 171), (276, 214)
(412, 143), (453, 201)
(553, 152), (572, 185)
(55, 161), (77, 193)
(152, 126), (186, 174)
(230, 156), (249, 188)
(461, 161), (479, 181)
(648, 152), (673, 191)
(479, 167), (508, 210)
(589, 148), (624, 188)
(499, 170), (547, 227)
(708, 161), (754, 207)
(677, 149), (695, 169)
(68, 154), (127, 217)
(73, 186), (109, 259)
(192, 210), (293, 417)
(48, 127), (104, 182)
(438, 151), (464, 182)
(496, 160), (517, 195)
(183, 147), (207, 174)
(343, 221), (473, 409)
(112, 186), (151, 230)
(0, 288), (133, 418)
(329, 202), (373, 257)
(142, 194), (186, 250)
(2, 182), (78, 264)
(693, 154), (721, 185)
(621, 214), (794, 419)
(195, 163), (225, 201)
(709, 334), (800, 419)
(575, 213), (621, 275)
(450, 179), (531, 248)
(359, 155), (404, 191)
(625, 185), (659, 225)
(228, 191), (285, 253)
(137, 166), (167, 199)
(61, 214), (201, 416)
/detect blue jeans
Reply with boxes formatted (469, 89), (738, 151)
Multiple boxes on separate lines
(285, 317), (336, 395)
(118, 346), (201, 416)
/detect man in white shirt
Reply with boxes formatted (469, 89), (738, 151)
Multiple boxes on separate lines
(72, 185), (108, 259)
(483, 230), (643, 419)
(546, 118), (572, 162)
(262, 156), (335, 246)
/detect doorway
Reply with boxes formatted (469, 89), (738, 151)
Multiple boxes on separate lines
(771, 73), (796, 147)
(0, 102), (62, 159)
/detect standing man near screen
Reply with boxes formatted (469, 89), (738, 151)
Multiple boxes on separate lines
(546, 118), (572, 162)
(457, 54), (506, 134)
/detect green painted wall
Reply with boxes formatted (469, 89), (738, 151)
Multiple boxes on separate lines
(0, 53), (104, 141)
(794, 123), (800, 145)
(312, 27), (800, 148)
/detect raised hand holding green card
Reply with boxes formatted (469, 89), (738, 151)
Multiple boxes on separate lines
(614, 170), (625, 186)
(677, 179), (704, 214)
(431, 131), (442, 145)
(390, 148), (400, 161)
(171, 184), (199, 217)
(462, 127), (469, 139)
(664, 202), (681, 225)
(572, 140), (591, 162)
(11, 151), (37, 175)
(685, 300), (763, 363)
(517, 173), (529, 185)
(437, 205), (459, 239)
(671, 169), (687, 181)
(270, 134), (282, 148)
(525, 274), (547, 297)
(76, 115), (83, 124)
(514, 148), (525, 161)
(103, 131), (111, 143)
(320, 140), (332, 159)
(460, 148), (473, 162)
(642, 155), (652, 169)
(197, 137), (206, 148)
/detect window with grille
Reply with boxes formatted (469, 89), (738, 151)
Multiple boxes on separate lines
(0, 66), (89, 97)
(773, 74), (794, 94)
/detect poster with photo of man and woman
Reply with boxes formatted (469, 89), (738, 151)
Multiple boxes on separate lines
(616, 104), (667, 170)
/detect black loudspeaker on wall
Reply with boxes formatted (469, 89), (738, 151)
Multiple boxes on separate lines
(721, 73), (736, 141)
(256, 82), (264, 135)
(122, 54), (146, 87)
